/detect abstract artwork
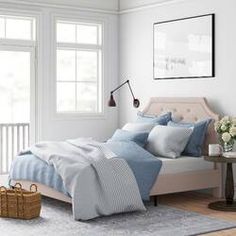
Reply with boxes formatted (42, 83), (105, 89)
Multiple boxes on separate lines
(153, 14), (215, 79)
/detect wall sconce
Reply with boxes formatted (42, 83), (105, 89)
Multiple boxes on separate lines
(108, 80), (140, 108)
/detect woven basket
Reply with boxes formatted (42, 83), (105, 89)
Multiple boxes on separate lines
(0, 183), (41, 220)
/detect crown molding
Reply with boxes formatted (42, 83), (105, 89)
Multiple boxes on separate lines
(0, 0), (190, 15)
(0, 0), (118, 14)
(119, 0), (188, 14)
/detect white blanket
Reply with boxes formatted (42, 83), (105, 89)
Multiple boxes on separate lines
(29, 138), (146, 220)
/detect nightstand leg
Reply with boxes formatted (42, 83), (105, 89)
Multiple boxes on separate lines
(225, 163), (234, 205)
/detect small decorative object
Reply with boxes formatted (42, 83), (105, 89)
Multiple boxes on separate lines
(0, 183), (41, 219)
(108, 80), (140, 108)
(153, 14), (215, 79)
(223, 152), (236, 158)
(208, 144), (223, 157)
(214, 116), (236, 152)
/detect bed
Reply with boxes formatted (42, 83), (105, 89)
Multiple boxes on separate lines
(10, 97), (222, 204)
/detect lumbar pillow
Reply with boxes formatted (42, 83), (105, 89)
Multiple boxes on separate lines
(122, 123), (155, 133)
(109, 129), (149, 147)
(146, 125), (193, 158)
(136, 112), (172, 125)
(168, 119), (212, 157)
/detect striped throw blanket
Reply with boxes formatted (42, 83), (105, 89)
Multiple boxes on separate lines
(27, 138), (146, 220)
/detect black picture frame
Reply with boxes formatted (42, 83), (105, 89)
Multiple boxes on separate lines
(153, 14), (215, 80)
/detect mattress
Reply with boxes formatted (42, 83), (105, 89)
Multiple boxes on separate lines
(157, 156), (214, 175)
(10, 154), (214, 195)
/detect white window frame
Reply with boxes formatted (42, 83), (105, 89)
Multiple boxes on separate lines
(0, 9), (42, 143)
(52, 15), (105, 119)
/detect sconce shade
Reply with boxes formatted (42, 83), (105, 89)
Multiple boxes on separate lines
(108, 94), (116, 107)
(133, 99), (140, 108)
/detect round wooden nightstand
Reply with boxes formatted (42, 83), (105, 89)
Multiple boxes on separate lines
(204, 156), (236, 211)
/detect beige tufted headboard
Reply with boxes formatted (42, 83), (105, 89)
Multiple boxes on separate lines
(141, 97), (220, 155)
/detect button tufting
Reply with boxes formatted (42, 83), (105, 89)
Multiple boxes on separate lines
(187, 109), (191, 112)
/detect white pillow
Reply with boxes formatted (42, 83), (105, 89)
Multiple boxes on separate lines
(122, 123), (155, 133)
(146, 125), (193, 159)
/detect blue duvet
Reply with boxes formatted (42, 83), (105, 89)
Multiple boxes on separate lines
(105, 141), (162, 200)
(9, 141), (162, 201)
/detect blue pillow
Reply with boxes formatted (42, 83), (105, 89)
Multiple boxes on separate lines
(109, 129), (149, 147)
(136, 112), (172, 125)
(168, 119), (212, 157)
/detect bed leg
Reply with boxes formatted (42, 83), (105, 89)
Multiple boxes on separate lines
(153, 196), (158, 206)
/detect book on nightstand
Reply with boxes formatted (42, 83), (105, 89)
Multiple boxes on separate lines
(223, 152), (236, 158)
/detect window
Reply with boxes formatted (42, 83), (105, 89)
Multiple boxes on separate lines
(0, 50), (31, 123)
(0, 15), (36, 41)
(0, 14), (36, 124)
(56, 19), (103, 114)
(0, 14), (36, 174)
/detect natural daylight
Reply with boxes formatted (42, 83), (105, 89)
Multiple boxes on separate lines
(0, 0), (236, 236)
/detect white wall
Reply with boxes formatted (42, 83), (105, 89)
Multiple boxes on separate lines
(0, 1), (119, 142)
(119, 0), (236, 126)
(40, 8), (119, 142)
(2, 0), (236, 143)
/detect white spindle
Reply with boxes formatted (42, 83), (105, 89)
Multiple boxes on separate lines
(6, 125), (9, 174)
(27, 125), (30, 147)
(17, 125), (20, 153)
(0, 125), (2, 175)
(0, 123), (29, 174)
(23, 125), (25, 149)
(11, 126), (14, 162)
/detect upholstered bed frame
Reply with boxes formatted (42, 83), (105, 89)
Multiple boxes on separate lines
(11, 97), (222, 204)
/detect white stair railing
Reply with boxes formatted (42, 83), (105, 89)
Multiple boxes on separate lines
(0, 123), (29, 174)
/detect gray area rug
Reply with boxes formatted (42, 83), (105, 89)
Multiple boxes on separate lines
(0, 197), (235, 236)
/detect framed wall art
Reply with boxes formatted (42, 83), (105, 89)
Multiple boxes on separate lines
(153, 14), (215, 80)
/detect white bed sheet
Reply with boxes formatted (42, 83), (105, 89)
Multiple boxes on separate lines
(157, 156), (214, 175)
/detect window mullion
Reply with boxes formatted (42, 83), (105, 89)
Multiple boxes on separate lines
(57, 42), (102, 50)
(4, 16), (6, 38)
(96, 25), (99, 45)
(96, 50), (99, 112)
(75, 24), (78, 111)
(75, 22), (78, 44)
(30, 19), (33, 41)
(0, 39), (36, 47)
(75, 50), (78, 111)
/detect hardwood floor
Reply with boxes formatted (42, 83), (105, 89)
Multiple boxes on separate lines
(158, 192), (236, 236)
